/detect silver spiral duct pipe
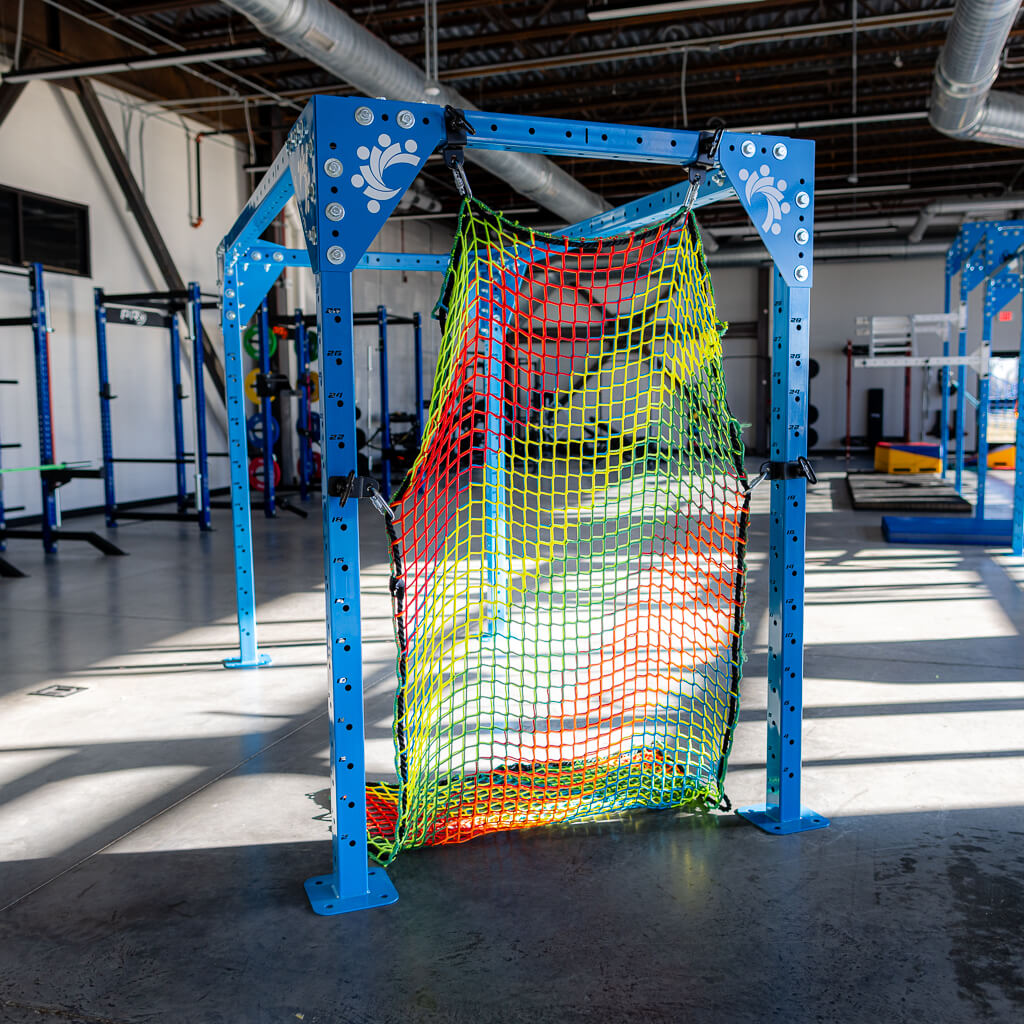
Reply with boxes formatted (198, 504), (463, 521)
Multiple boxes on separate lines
(221, 0), (610, 223)
(930, 0), (1024, 146)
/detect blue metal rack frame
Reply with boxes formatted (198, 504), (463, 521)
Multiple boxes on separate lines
(256, 303), (277, 517)
(353, 305), (424, 500)
(93, 286), (213, 531)
(218, 96), (825, 914)
(294, 309), (319, 501)
(884, 222), (1024, 555)
(0, 263), (123, 568)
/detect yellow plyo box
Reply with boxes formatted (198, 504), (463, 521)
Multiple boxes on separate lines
(874, 442), (942, 474)
(988, 445), (1016, 470)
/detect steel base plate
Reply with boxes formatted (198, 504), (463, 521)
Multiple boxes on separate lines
(737, 804), (830, 835)
(223, 653), (272, 669)
(304, 868), (399, 916)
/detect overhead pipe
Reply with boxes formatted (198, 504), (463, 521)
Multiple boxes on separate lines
(708, 239), (952, 266)
(907, 192), (1024, 241)
(220, 0), (609, 223)
(929, 0), (1024, 146)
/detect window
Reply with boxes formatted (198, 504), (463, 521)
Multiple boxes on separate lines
(0, 184), (90, 276)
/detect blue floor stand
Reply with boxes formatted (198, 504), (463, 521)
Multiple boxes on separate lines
(223, 653), (273, 669)
(882, 514), (1012, 545)
(737, 805), (830, 835)
(305, 869), (399, 916)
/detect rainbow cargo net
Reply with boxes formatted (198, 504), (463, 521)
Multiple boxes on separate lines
(367, 200), (749, 863)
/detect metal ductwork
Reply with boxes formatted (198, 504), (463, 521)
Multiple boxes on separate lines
(221, 0), (609, 223)
(708, 240), (952, 266)
(929, 0), (1024, 146)
(907, 192), (1024, 241)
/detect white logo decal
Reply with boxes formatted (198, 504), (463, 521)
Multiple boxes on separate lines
(737, 164), (791, 236)
(350, 134), (419, 214)
(119, 308), (149, 326)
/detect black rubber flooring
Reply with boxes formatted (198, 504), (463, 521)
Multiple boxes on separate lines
(846, 472), (973, 513)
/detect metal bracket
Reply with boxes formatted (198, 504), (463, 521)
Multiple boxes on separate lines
(327, 471), (394, 519)
(682, 125), (724, 212)
(442, 105), (476, 197)
(719, 132), (814, 287)
(254, 371), (291, 399)
(745, 455), (816, 494)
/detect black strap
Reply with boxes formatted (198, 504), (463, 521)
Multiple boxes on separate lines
(683, 125), (725, 211)
(255, 372), (291, 399)
(744, 456), (817, 494)
(326, 471), (394, 519)
(442, 105), (476, 197)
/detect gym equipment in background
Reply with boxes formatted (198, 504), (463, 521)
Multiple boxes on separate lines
(854, 224), (1024, 551)
(0, 263), (122, 575)
(354, 306), (424, 498)
(94, 283), (218, 531)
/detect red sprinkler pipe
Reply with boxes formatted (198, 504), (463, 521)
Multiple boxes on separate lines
(190, 134), (204, 228)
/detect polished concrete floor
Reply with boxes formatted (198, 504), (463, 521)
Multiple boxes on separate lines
(1, 465), (1022, 1023)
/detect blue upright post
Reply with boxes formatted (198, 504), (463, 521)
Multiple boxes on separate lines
(93, 288), (118, 527)
(295, 309), (311, 501)
(413, 311), (424, 445)
(376, 305), (393, 499)
(303, 269), (398, 915)
(257, 303), (276, 517)
(955, 273), (969, 493)
(976, 283), (994, 520)
(169, 310), (189, 513)
(941, 260), (953, 478)
(738, 269), (828, 834)
(221, 269), (271, 668)
(188, 283), (212, 531)
(1014, 309), (1024, 556)
(29, 264), (57, 553)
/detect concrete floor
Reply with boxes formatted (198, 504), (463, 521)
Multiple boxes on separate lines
(1, 463), (1022, 1024)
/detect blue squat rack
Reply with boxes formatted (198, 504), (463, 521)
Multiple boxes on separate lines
(241, 304), (312, 518)
(94, 285), (215, 531)
(880, 220), (1024, 555)
(355, 305), (424, 500)
(218, 96), (826, 914)
(0, 263), (123, 575)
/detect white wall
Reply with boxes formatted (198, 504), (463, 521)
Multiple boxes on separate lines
(708, 255), (1023, 454)
(0, 78), (246, 519)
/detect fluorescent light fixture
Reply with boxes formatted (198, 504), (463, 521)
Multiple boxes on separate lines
(3, 46), (266, 84)
(817, 184), (913, 197)
(588, 0), (772, 21)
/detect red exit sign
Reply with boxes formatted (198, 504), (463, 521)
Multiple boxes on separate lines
(998, 310), (1013, 322)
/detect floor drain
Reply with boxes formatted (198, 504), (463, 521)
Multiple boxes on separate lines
(29, 684), (87, 698)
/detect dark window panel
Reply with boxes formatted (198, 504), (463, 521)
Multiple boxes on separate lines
(0, 185), (90, 276)
(0, 189), (18, 267)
